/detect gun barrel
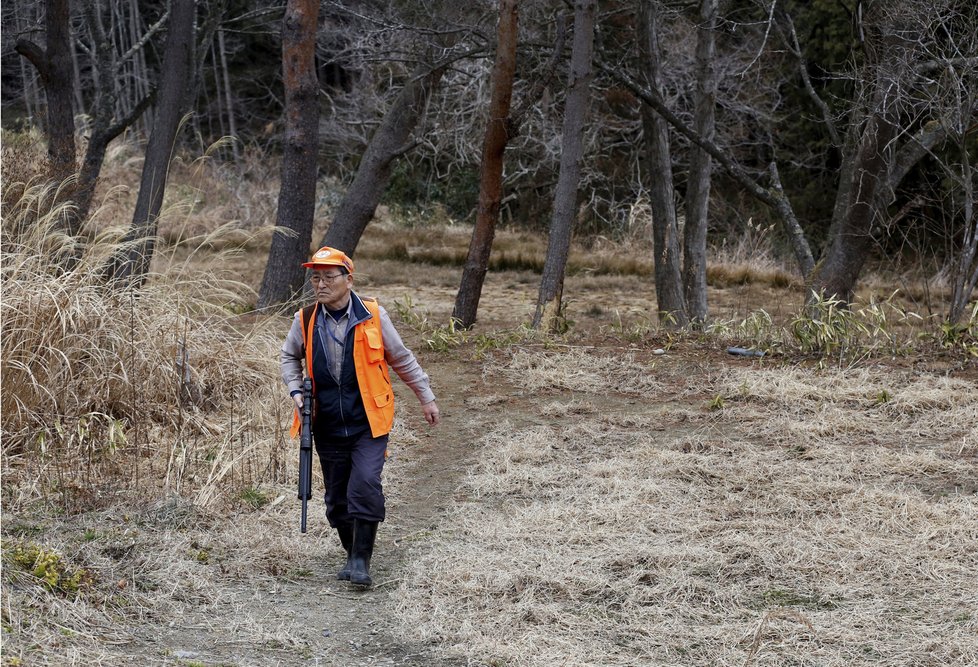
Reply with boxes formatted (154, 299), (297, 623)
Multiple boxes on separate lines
(298, 378), (313, 534)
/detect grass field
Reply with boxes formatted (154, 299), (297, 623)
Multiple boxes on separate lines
(2, 146), (976, 666)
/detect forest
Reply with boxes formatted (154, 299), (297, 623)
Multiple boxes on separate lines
(1, 1), (976, 665)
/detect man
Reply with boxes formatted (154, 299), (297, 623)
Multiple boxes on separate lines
(281, 246), (440, 587)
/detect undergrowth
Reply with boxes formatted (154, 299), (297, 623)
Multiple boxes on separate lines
(1, 177), (290, 515)
(604, 293), (977, 367)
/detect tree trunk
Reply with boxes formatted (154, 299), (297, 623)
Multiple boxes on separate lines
(807, 2), (943, 305)
(321, 62), (447, 255)
(637, 0), (687, 327)
(612, 62), (816, 282)
(452, 0), (519, 329)
(106, 0), (196, 285)
(811, 110), (898, 303)
(15, 0), (76, 183)
(682, 0), (718, 324)
(217, 27), (241, 161)
(256, 0), (321, 309)
(70, 22), (85, 117)
(948, 122), (978, 324)
(533, 0), (596, 331)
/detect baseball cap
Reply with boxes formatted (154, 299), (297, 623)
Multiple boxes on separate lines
(302, 246), (355, 274)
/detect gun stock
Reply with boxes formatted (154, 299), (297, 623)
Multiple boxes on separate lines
(298, 378), (313, 533)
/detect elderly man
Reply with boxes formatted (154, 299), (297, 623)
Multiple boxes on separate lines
(281, 246), (440, 587)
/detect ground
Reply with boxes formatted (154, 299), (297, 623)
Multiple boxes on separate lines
(2, 249), (976, 667)
(117, 354), (485, 667)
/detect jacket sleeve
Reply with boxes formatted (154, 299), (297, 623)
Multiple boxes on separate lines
(378, 305), (436, 405)
(280, 311), (306, 395)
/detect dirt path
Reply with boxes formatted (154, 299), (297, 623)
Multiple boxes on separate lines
(123, 353), (495, 667)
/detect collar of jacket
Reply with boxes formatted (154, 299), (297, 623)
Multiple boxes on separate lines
(317, 290), (372, 327)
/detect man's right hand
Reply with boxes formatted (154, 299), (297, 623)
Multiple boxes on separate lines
(293, 393), (303, 410)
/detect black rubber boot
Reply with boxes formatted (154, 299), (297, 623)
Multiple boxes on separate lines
(349, 519), (378, 587)
(335, 522), (354, 581)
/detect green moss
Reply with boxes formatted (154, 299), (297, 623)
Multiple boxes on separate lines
(4, 541), (91, 597)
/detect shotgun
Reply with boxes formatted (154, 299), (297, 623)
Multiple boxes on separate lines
(298, 378), (313, 533)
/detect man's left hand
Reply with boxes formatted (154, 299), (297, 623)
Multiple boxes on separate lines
(422, 400), (441, 426)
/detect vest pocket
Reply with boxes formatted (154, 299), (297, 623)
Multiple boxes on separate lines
(373, 391), (392, 408)
(363, 324), (385, 362)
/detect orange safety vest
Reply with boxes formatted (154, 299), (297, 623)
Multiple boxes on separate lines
(289, 297), (395, 438)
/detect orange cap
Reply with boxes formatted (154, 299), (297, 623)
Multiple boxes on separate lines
(302, 246), (355, 274)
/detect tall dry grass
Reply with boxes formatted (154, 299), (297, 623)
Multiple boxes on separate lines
(1, 175), (289, 514)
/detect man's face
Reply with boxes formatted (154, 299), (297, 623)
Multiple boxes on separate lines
(311, 268), (353, 309)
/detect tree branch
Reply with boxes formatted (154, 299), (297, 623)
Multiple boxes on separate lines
(115, 9), (169, 70)
(599, 59), (815, 278)
(875, 119), (949, 208)
(389, 138), (421, 159)
(778, 10), (841, 147)
(601, 60), (773, 205)
(103, 91), (156, 142)
(15, 39), (49, 81)
(509, 13), (568, 134)
(918, 57), (978, 75)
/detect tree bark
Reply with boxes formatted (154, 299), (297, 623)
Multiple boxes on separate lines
(533, 0), (596, 332)
(257, 0), (320, 309)
(321, 62), (447, 255)
(452, 0), (519, 329)
(682, 0), (718, 324)
(106, 0), (196, 285)
(637, 0), (687, 327)
(70, 20), (85, 117)
(15, 0), (76, 183)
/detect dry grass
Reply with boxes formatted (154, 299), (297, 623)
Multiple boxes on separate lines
(1, 494), (333, 665)
(1, 417), (425, 666)
(391, 351), (978, 666)
(3, 133), (975, 665)
(0, 145), (430, 664)
(0, 174), (291, 514)
(491, 347), (663, 395)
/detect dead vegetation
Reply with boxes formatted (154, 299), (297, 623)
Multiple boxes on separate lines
(392, 351), (978, 667)
(2, 137), (976, 665)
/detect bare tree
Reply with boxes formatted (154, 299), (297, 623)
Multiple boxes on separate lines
(452, 0), (519, 329)
(534, 0), (596, 332)
(105, 0), (196, 285)
(15, 0), (75, 183)
(808, 11), (905, 304)
(808, 0), (972, 305)
(257, 0), (320, 309)
(947, 131), (978, 324)
(320, 60), (447, 255)
(682, 0), (718, 324)
(216, 26), (241, 161)
(637, 0), (687, 327)
(921, 5), (978, 324)
(73, 0), (162, 229)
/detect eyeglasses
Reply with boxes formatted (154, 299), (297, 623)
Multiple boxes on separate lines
(310, 272), (346, 284)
